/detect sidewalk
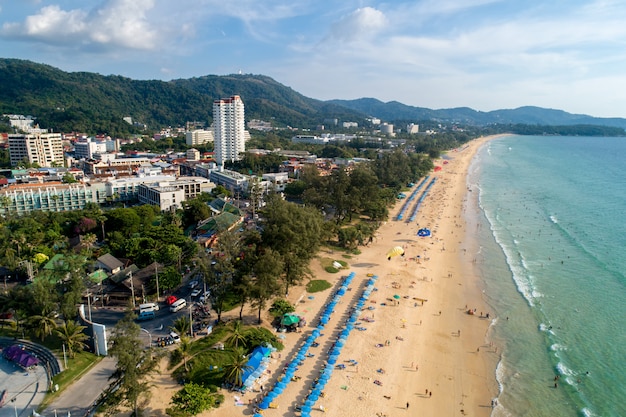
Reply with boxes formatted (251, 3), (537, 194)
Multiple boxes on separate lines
(42, 356), (117, 417)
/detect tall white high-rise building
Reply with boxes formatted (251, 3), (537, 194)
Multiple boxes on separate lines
(8, 133), (64, 167)
(213, 95), (246, 167)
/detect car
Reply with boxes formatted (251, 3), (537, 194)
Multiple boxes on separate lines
(169, 331), (181, 343)
(165, 295), (178, 305)
(136, 311), (156, 321)
(191, 288), (202, 298)
(199, 291), (211, 303)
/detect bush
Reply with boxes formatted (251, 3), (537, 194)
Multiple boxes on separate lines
(269, 299), (295, 317)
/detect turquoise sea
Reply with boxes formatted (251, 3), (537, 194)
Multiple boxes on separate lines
(465, 135), (625, 417)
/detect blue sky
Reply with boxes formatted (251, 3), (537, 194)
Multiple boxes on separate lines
(2, 0), (626, 117)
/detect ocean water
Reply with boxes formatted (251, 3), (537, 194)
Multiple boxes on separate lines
(465, 135), (626, 417)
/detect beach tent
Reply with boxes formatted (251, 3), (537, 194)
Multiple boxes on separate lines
(417, 228), (431, 237)
(241, 345), (273, 387)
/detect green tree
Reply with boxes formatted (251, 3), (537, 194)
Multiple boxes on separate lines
(260, 197), (325, 295)
(250, 248), (283, 323)
(177, 336), (192, 372)
(268, 299), (295, 318)
(158, 266), (182, 291)
(171, 316), (191, 338)
(223, 347), (252, 388)
(55, 320), (89, 358)
(202, 230), (240, 322)
(168, 382), (222, 417)
(224, 320), (248, 349)
(28, 310), (58, 341)
(106, 313), (157, 416)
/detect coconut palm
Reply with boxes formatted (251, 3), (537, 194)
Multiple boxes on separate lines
(223, 347), (252, 388)
(178, 336), (192, 371)
(28, 310), (58, 341)
(224, 320), (248, 349)
(171, 316), (191, 337)
(55, 320), (89, 358)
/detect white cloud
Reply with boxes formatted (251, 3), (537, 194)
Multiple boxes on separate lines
(1, 0), (160, 50)
(328, 7), (388, 42)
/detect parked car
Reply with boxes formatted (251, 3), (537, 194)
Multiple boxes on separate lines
(165, 295), (178, 305)
(169, 331), (181, 343)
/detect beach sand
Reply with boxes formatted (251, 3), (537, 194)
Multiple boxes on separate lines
(139, 135), (503, 417)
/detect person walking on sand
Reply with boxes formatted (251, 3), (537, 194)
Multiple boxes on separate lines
(406, 402), (410, 409)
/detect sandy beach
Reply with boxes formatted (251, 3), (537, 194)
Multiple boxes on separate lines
(141, 135), (503, 417)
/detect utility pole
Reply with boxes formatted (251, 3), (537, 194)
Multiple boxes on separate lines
(155, 263), (160, 301)
(129, 272), (136, 308)
(87, 292), (92, 321)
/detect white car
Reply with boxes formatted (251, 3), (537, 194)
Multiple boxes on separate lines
(169, 332), (181, 343)
(191, 288), (202, 298)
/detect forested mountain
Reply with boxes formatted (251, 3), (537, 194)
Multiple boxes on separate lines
(0, 59), (364, 135)
(328, 98), (626, 129)
(2, 58), (625, 136)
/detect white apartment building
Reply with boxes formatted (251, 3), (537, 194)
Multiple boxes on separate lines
(8, 133), (64, 167)
(107, 175), (214, 204)
(136, 176), (215, 211)
(406, 123), (420, 134)
(185, 129), (214, 146)
(74, 137), (118, 160)
(213, 95), (246, 167)
(137, 183), (185, 211)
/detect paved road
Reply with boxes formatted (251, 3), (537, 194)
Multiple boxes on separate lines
(0, 356), (47, 417)
(42, 356), (117, 417)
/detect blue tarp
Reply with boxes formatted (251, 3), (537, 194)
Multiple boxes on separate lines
(241, 345), (272, 385)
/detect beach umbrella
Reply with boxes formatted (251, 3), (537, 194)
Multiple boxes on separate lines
(259, 400), (270, 409)
(282, 314), (300, 326)
(393, 294), (401, 299)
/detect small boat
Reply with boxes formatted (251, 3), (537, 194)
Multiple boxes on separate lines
(0, 389), (7, 408)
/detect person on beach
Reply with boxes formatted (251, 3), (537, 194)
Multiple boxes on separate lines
(406, 402), (410, 409)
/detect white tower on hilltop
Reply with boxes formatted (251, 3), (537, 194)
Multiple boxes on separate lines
(213, 95), (245, 168)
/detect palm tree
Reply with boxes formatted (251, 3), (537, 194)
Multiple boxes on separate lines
(224, 320), (248, 349)
(178, 336), (192, 372)
(28, 311), (58, 341)
(171, 316), (191, 337)
(55, 320), (89, 358)
(223, 347), (252, 388)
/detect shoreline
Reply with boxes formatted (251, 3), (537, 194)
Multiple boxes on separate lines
(141, 134), (507, 417)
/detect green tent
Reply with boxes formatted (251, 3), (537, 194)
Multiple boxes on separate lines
(281, 314), (300, 326)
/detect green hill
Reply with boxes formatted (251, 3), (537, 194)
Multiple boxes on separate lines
(0, 59), (365, 135)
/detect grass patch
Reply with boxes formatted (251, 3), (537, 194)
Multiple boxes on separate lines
(306, 280), (332, 293)
(319, 257), (349, 274)
(39, 350), (102, 410)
